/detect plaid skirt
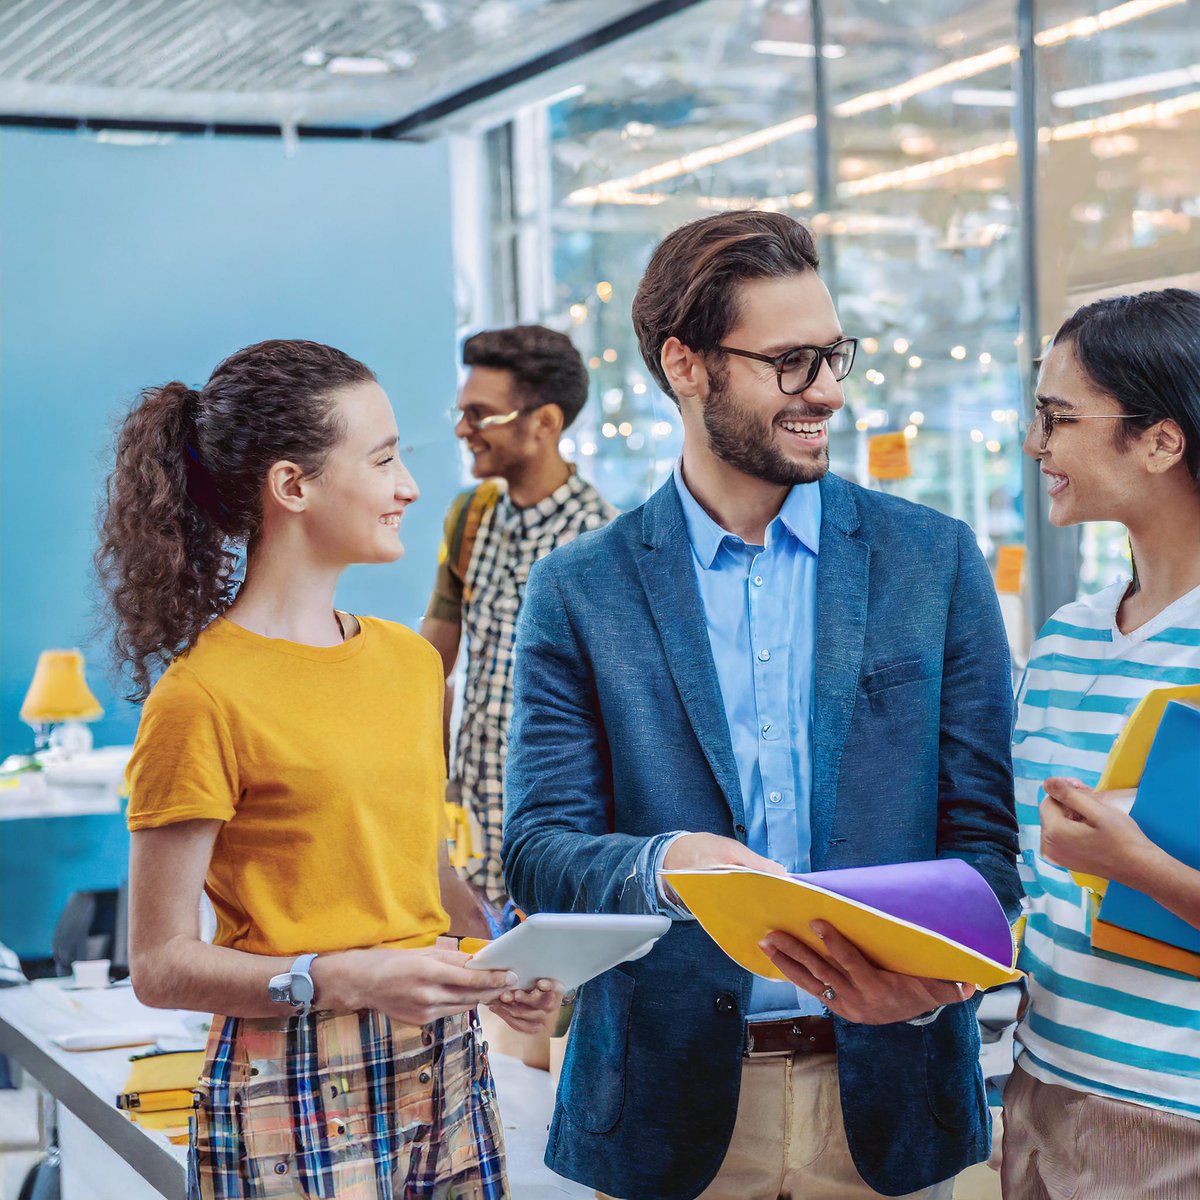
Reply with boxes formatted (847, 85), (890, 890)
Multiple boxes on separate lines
(188, 1007), (508, 1200)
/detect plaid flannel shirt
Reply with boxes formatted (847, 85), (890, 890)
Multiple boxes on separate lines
(455, 469), (614, 902)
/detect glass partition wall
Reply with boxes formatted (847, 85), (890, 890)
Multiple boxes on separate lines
(452, 0), (1198, 627)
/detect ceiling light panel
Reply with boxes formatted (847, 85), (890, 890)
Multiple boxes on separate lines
(0, 0), (658, 127)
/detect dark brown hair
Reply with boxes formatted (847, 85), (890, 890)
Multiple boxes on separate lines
(95, 339), (375, 700)
(1054, 288), (1200, 480)
(632, 210), (820, 403)
(463, 324), (589, 429)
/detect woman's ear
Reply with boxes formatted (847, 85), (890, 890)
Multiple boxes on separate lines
(1145, 419), (1187, 475)
(263, 460), (308, 513)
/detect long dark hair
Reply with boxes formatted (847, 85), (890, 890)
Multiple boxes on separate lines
(1053, 288), (1200, 481)
(96, 339), (375, 700)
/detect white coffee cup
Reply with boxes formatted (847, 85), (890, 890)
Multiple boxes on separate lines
(71, 958), (111, 989)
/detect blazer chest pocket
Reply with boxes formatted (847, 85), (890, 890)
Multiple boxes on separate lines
(559, 968), (635, 1135)
(861, 656), (937, 696)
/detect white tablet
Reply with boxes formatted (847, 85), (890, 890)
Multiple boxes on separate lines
(465, 913), (671, 991)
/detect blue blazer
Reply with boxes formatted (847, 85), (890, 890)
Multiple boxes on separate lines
(504, 473), (1021, 1200)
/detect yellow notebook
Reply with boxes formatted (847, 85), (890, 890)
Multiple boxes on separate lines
(118, 1087), (198, 1113)
(663, 860), (1021, 991)
(117, 1049), (203, 1128)
(1070, 684), (1200, 897)
(128, 1107), (194, 1143)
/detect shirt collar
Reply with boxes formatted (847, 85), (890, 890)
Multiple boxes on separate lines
(500, 464), (583, 528)
(673, 459), (821, 569)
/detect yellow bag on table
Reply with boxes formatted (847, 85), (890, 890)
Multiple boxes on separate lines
(116, 1048), (205, 1143)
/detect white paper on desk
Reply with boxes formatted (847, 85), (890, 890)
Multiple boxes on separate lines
(31, 977), (195, 1049)
(51, 1028), (161, 1051)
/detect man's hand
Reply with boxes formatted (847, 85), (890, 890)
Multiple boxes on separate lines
(759, 923), (973, 1025)
(1040, 778), (1153, 887)
(662, 832), (787, 874)
(487, 978), (566, 1034)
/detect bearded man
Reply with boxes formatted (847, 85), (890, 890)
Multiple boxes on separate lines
(503, 210), (1021, 1200)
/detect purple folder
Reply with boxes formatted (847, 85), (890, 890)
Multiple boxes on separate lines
(788, 858), (1014, 967)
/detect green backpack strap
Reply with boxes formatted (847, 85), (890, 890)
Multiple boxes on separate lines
(447, 481), (501, 580)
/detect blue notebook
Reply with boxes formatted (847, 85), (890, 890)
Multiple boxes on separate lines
(1098, 701), (1200, 955)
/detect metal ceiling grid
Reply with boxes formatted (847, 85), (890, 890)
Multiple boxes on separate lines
(0, 0), (694, 134)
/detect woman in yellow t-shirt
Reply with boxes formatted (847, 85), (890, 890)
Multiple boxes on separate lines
(96, 339), (560, 1199)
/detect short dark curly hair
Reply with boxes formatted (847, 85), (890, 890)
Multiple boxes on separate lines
(632, 211), (820, 403)
(462, 325), (589, 430)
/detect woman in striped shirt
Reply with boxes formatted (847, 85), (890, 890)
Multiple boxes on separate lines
(1004, 289), (1200, 1199)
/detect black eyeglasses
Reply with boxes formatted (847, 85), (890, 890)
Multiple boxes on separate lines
(716, 337), (858, 396)
(1032, 406), (1140, 452)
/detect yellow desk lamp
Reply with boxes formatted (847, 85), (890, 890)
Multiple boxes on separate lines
(20, 649), (104, 757)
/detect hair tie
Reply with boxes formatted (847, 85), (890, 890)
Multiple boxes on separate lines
(182, 435), (228, 520)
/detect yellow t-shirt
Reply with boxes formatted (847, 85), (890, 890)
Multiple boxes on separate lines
(126, 616), (450, 957)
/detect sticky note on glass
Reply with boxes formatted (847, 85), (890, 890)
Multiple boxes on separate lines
(868, 432), (912, 480)
(995, 545), (1025, 594)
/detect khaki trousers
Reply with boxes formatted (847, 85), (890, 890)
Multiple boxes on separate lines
(599, 1052), (954, 1200)
(1001, 1060), (1200, 1200)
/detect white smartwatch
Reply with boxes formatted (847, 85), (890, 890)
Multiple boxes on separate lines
(267, 953), (319, 1018)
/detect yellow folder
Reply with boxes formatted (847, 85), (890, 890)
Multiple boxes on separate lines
(662, 867), (1021, 990)
(1092, 918), (1200, 977)
(1070, 684), (1200, 897)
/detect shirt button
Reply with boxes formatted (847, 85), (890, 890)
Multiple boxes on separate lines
(769, 791), (782, 804)
(715, 992), (737, 1015)
(758, 649), (770, 662)
(761, 723), (772, 736)
(753, 575), (764, 586)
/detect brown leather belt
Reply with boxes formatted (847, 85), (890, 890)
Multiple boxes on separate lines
(744, 1016), (836, 1057)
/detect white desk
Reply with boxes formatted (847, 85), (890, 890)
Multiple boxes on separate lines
(0, 980), (588, 1200)
(0, 779), (122, 820)
(0, 748), (130, 821)
(0, 980), (189, 1197)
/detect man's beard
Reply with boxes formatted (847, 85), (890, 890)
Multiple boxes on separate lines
(701, 367), (830, 486)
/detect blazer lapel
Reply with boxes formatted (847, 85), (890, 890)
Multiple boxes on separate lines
(637, 482), (746, 831)
(811, 475), (870, 866)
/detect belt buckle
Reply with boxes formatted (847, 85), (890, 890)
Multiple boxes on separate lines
(744, 1017), (833, 1058)
(744, 1019), (794, 1058)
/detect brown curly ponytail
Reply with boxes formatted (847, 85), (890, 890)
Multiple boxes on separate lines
(96, 339), (375, 700)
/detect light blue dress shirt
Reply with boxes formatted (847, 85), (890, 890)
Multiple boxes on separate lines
(637, 462), (824, 1019)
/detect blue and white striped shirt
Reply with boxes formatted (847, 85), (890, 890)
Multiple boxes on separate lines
(1012, 579), (1200, 1118)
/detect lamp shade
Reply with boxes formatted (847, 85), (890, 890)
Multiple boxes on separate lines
(20, 650), (104, 723)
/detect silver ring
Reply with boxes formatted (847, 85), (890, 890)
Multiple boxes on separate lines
(821, 986), (837, 1003)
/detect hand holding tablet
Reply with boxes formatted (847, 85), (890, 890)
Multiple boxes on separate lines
(464, 913), (671, 991)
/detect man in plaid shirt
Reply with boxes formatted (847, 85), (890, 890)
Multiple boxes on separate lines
(421, 325), (614, 920)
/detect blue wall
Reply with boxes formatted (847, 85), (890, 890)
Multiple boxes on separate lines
(0, 128), (459, 956)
